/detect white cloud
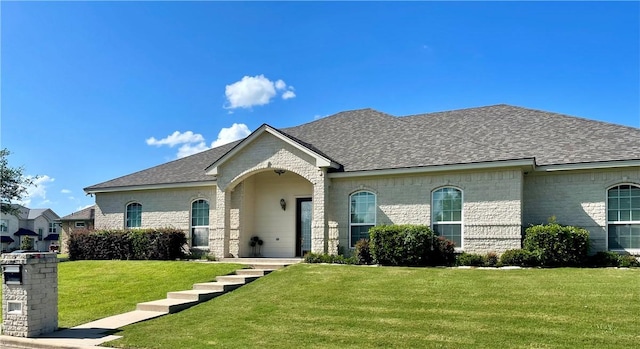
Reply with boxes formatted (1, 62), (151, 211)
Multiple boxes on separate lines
(224, 75), (295, 109)
(282, 90), (296, 100)
(177, 142), (209, 158)
(147, 124), (251, 159)
(211, 123), (251, 147)
(146, 131), (205, 147)
(61, 189), (71, 194)
(275, 79), (286, 90)
(17, 175), (54, 207)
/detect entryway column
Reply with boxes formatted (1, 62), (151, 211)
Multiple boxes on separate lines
(311, 169), (330, 254)
(211, 186), (230, 258)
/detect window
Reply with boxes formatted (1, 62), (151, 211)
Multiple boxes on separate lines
(49, 222), (57, 233)
(432, 187), (463, 248)
(607, 184), (640, 250)
(0, 219), (7, 233)
(191, 199), (210, 247)
(126, 203), (142, 228)
(38, 228), (43, 240)
(349, 191), (376, 247)
(75, 222), (85, 228)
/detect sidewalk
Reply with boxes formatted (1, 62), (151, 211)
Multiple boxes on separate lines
(0, 310), (165, 349)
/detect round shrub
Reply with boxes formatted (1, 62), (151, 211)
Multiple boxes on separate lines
(457, 253), (485, 266)
(523, 222), (590, 267)
(354, 239), (373, 265)
(500, 249), (537, 267)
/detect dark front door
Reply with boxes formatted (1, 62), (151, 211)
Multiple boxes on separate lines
(296, 198), (312, 257)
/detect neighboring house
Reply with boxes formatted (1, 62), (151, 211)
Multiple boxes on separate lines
(84, 105), (640, 258)
(58, 205), (95, 254)
(0, 205), (61, 252)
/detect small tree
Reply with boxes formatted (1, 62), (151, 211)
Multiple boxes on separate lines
(1, 149), (38, 215)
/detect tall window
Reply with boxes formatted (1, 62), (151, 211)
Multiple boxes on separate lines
(0, 219), (7, 233)
(126, 203), (142, 228)
(49, 222), (57, 233)
(432, 187), (463, 248)
(607, 184), (640, 250)
(191, 199), (210, 247)
(349, 191), (376, 247)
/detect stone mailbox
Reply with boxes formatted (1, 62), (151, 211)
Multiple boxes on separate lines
(1, 252), (58, 337)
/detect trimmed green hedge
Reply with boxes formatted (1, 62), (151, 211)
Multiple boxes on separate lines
(68, 228), (187, 261)
(369, 225), (456, 266)
(523, 222), (590, 267)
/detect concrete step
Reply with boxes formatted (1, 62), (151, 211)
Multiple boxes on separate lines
(216, 274), (260, 284)
(167, 289), (224, 302)
(192, 281), (244, 292)
(136, 298), (198, 313)
(235, 268), (273, 276)
(221, 258), (303, 264)
(248, 263), (290, 270)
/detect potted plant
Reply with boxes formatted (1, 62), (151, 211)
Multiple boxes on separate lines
(249, 236), (264, 257)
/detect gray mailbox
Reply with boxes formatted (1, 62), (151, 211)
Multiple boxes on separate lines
(2, 265), (22, 285)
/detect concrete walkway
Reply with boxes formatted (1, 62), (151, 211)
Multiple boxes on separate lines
(0, 259), (300, 349)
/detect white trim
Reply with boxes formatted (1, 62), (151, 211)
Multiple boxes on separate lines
(190, 199), (211, 248)
(537, 160), (640, 172)
(605, 183), (640, 252)
(205, 124), (340, 176)
(329, 159), (535, 179)
(348, 190), (377, 247)
(125, 202), (142, 229)
(431, 186), (464, 250)
(75, 221), (86, 228)
(85, 181), (216, 194)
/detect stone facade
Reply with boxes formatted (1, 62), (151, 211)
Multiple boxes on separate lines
(523, 167), (640, 252)
(1, 253), (58, 337)
(328, 168), (524, 254)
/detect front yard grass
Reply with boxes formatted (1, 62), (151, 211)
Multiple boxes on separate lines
(2, 260), (243, 328)
(109, 264), (640, 349)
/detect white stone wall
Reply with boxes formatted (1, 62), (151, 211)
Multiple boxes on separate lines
(328, 169), (524, 254)
(94, 187), (216, 246)
(522, 167), (640, 252)
(1, 253), (58, 337)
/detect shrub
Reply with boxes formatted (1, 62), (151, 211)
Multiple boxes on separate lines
(304, 252), (356, 265)
(588, 251), (621, 267)
(369, 225), (456, 266)
(523, 222), (590, 267)
(618, 255), (640, 268)
(483, 251), (500, 267)
(500, 249), (537, 267)
(457, 253), (484, 267)
(68, 228), (187, 261)
(354, 239), (373, 265)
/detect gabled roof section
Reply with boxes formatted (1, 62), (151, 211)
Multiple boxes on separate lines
(204, 124), (341, 176)
(59, 205), (96, 221)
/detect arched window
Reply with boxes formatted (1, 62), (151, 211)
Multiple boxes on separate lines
(126, 203), (142, 228)
(607, 184), (640, 251)
(432, 187), (463, 248)
(191, 199), (210, 248)
(349, 191), (376, 247)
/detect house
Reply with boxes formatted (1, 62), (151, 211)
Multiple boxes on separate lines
(58, 205), (95, 254)
(0, 205), (61, 252)
(84, 104), (640, 258)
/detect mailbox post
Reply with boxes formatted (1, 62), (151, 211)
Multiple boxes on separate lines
(1, 252), (58, 337)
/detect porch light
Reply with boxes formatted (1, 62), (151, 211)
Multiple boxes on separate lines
(280, 198), (286, 211)
(274, 169), (286, 176)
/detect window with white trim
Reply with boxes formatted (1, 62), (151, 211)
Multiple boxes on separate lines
(432, 187), (463, 248)
(49, 222), (57, 233)
(75, 222), (85, 228)
(191, 199), (210, 247)
(126, 203), (142, 228)
(0, 219), (7, 233)
(349, 191), (376, 247)
(607, 184), (640, 250)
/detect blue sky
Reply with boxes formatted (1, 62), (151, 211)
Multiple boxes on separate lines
(2, 1), (639, 217)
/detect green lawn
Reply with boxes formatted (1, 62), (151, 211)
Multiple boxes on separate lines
(108, 264), (640, 349)
(2, 260), (243, 328)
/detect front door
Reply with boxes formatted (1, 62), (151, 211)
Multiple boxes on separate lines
(296, 198), (312, 257)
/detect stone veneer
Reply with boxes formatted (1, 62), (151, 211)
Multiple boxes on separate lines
(1, 252), (58, 337)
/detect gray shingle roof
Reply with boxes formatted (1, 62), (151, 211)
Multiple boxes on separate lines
(85, 104), (640, 191)
(59, 205), (96, 221)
